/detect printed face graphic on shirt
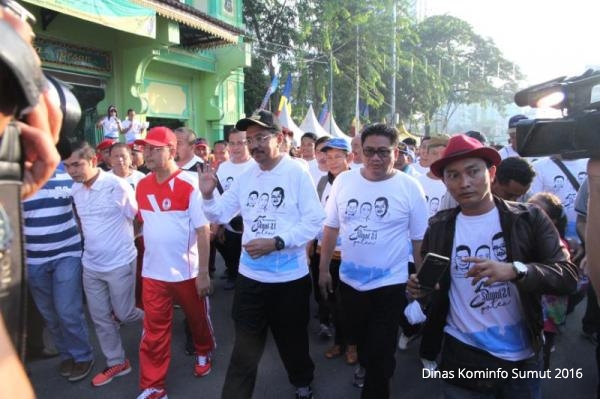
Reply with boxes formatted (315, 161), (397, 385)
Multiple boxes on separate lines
(455, 245), (471, 272)
(564, 193), (576, 209)
(491, 232), (507, 261)
(247, 191), (259, 207)
(553, 175), (565, 190)
(359, 202), (372, 220)
(224, 176), (234, 191)
(258, 193), (269, 211)
(475, 245), (491, 259)
(578, 171), (587, 185)
(429, 197), (440, 213)
(374, 197), (388, 218)
(346, 199), (359, 216)
(271, 187), (285, 208)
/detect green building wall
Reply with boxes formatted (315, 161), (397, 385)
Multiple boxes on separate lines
(25, 1), (248, 145)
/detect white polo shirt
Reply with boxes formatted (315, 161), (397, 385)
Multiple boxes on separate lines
(71, 169), (138, 271)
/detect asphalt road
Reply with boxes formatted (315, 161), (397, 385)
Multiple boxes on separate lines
(27, 256), (599, 399)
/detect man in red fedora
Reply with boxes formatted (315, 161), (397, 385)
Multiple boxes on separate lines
(407, 134), (578, 398)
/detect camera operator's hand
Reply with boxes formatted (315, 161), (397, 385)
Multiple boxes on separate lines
(1, 6), (62, 199)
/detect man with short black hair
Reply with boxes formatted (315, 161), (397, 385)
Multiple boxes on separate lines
(499, 114), (528, 159)
(64, 141), (143, 387)
(175, 127), (204, 171)
(200, 110), (325, 399)
(492, 157), (536, 201)
(408, 134), (577, 398)
(319, 123), (428, 398)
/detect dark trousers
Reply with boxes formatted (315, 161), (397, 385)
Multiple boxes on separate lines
(309, 250), (348, 345)
(222, 274), (314, 399)
(214, 229), (242, 280)
(340, 281), (405, 399)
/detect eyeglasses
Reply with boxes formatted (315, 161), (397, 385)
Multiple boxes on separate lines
(228, 140), (247, 147)
(246, 134), (274, 146)
(362, 147), (393, 158)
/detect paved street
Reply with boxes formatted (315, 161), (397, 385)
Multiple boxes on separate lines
(27, 256), (598, 399)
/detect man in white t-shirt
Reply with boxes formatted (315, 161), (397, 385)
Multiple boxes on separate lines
(134, 127), (215, 399)
(64, 141), (143, 387)
(301, 132), (327, 185)
(175, 127), (204, 172)
(416, 135), (449, 219)
(499, 114), (528, 160)
(199, 110), (325, 399)
(214, 128), (256, 290)
(318, 123), (428, 398)
(530, 155), (588, 239)
(350, 134), (363, 170)
(407, 134), (577, 397)
(121, 109), (146, 144)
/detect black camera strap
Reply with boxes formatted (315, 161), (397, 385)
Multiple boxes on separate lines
(551, 158), (581, 192)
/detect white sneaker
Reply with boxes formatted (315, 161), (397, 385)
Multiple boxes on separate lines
(421, 358), (438, 372)
(397, 333), (416, 350)
(136, 387), (168, 399)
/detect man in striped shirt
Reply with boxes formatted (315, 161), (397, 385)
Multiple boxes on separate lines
(23, 163), (94, 382)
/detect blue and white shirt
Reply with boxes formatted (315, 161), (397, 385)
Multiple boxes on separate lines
(23, 163), (82, 265)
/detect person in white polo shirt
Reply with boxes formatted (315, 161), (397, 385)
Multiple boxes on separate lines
(64, 141), (143, 387)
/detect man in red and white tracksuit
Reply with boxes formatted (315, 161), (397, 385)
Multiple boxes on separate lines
(134, 127), (215, 399)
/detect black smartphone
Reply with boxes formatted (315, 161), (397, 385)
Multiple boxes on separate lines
(417, 253), (450, 292)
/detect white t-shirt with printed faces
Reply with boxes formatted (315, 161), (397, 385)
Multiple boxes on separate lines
(416, 173), (447, 218)
(216, 158), (256, 192)
(530, 157), (588, 239)
(324, 170), (428, 291)
(444, 207), (533, 362)
(202, 156), (326, 283)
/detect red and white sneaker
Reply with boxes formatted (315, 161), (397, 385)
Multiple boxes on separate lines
(194, 355), (212, 377)
(136, 387), (168, 399)
(91, 359), (131, 387)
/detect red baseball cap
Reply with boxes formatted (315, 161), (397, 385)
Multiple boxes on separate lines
(96, 138), (116, 151)
(135, 126), (177, 147)
(430, 134), (501, 178)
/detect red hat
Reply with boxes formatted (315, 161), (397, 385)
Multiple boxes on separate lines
(430, 134), (501, 178)
(96, 138), (116, 151)
(135, 126), (176, 147)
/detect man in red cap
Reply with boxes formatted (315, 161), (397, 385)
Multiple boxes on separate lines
(134, 127), (215, 399)
(408, 134), (578, 398)
(96, 138), (116, 171)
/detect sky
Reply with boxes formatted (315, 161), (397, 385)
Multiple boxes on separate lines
(424, 0), (600, 87)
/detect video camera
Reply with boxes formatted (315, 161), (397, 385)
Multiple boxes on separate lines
(514, 69), (600, 159)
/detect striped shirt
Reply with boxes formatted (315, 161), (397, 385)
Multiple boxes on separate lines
(23, 163), (82, 265)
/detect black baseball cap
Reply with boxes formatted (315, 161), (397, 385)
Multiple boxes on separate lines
(236, 109), (282, 132)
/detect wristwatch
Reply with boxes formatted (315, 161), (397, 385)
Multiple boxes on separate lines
(512, 261), (528, 281)
(273, 236), (285, 251)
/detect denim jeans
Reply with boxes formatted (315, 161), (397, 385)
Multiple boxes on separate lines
(27, 256), (93, 362)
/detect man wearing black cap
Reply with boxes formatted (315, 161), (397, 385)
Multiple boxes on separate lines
(499, 114), (528, 160)
(408, 134), (578, 398)
(199, 110), (325, 399)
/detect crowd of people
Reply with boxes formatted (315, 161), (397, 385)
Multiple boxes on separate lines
(3, 3), (600, 399)
(22, 106), (600, 399)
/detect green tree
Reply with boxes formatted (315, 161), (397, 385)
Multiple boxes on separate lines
(395, 15), (524, 134)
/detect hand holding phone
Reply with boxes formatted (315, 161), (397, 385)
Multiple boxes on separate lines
(416, 252), (450, 292)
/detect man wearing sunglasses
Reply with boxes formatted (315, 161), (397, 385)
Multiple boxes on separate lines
(318, 123), (428, 398)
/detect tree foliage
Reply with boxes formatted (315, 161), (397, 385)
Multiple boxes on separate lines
(241, 1), (524, 134)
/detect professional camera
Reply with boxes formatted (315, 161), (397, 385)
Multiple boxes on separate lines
(513, 68), (600, 159)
